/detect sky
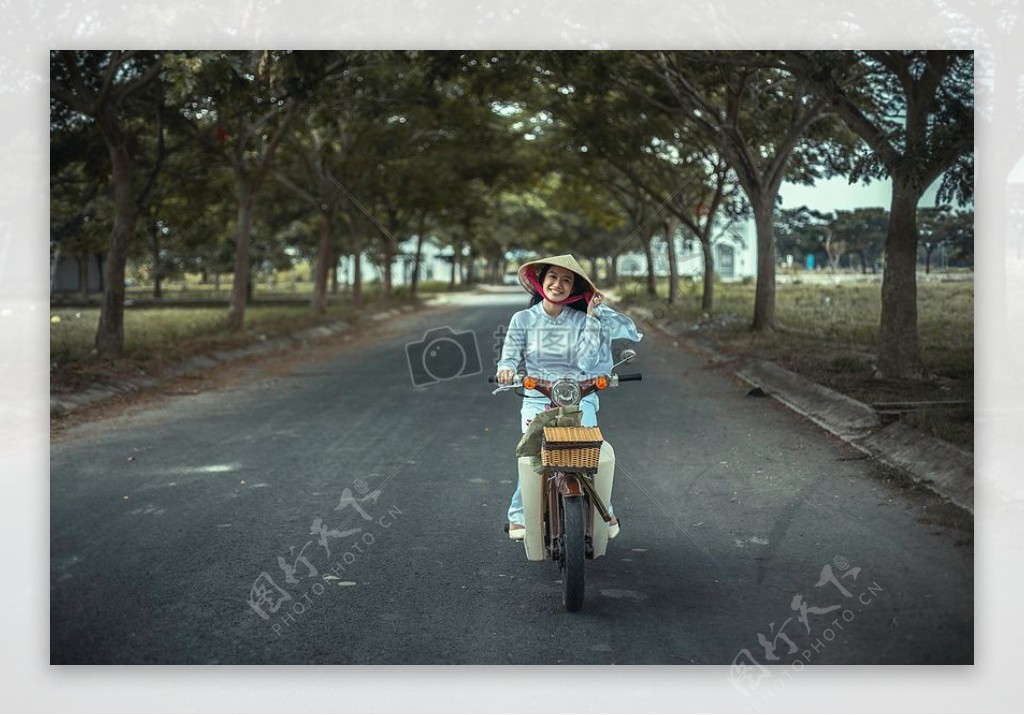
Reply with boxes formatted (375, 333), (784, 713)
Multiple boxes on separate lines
(778, 175), (944, 214)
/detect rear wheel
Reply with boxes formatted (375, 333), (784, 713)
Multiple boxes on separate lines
(560, 495), (586, 612)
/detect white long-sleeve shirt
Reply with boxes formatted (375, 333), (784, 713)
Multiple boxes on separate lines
(496, 301), (643, 398)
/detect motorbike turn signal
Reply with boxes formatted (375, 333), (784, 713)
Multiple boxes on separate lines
(594, 376), (609, 390)
(523, 376), (537, 390)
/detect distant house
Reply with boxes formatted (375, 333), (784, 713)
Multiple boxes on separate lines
(616, 218), (757, 282)
(337, 237), (462, 287)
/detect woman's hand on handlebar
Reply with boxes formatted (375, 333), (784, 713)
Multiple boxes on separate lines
(496, 368), (515, 386)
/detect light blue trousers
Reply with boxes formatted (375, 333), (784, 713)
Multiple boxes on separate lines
(507, 395), (614, 523)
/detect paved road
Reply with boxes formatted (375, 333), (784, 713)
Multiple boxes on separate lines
(50, 289), (972, 673)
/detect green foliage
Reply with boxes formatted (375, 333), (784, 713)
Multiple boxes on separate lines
(52, 50), (974, 272)
(50, 51), (973, 364)
(786, 50), (974, 204)
(918, 206), (974, 268)
(774, 206), (832, 263)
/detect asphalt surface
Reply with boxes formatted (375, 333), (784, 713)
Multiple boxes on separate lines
(50, 289), (973, 669)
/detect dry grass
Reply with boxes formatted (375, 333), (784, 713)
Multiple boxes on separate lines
(47, 274), (465, 395)
(618, 273), (974, 451)
(49, 302), (359, 394)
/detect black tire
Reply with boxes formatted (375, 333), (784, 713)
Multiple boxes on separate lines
(560, 495), (586, 612)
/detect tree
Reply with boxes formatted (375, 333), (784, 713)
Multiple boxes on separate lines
(50, 129), (110, 297)
(560, 153), (665, 299)
(946, 209), (975, 268)
(165, 51), (307, 329)
(831, 208), (888, 274)
(533, 52), (738, 312)
(782, 50), (974, 378)
(918, 206), (974, 272)
(50, 50), (163, 357)
(774, 206), (832, 269)
(275, 102), (350, 316)
(620, 51), (840, 331)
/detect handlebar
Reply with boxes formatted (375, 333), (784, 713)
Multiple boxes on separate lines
(490, 372), (642, 395)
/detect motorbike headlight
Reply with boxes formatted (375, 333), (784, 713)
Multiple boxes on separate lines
(550, 378), (582, 406)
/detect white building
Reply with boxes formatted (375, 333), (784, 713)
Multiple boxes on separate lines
(616, 219), (757, 282)
(338, 237), (461, 287)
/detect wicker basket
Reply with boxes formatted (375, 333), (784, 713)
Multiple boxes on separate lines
(541, 426), (604, 471)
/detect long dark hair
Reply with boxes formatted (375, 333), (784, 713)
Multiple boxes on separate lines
(527, 264), (589, 312)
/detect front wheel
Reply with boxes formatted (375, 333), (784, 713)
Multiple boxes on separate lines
(560, 494), (586, 612)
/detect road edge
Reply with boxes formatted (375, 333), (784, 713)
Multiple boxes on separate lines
(49, 300), (441, 418)
(623, 303), (974, 515)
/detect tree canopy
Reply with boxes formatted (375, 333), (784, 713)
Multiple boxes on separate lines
(51, 50), (973, 376)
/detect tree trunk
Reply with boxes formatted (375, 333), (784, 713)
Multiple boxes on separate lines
(227, 180), (255, 331)
(310, 212), (332, 315)
(641, 230), (657, 299)
(664, 217), (680, 306)
(351, 242), (363, 309)
(876, 178), (924, 378)
(750, 195), (779, 331)
(465, 245), (477, 286)
(381, 244), (394, 301)
(94, 132), (135, 358)
(605, 255), (618, 287)
(77, 252), (89, 301)
(854, 250), (868, 274)
(411, 216), (425, 297)
(151, 221), (163, 299)
(700, 233), (715, 314)
(342, 212), (364, 308)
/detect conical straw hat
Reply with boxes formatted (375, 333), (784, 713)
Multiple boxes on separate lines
(516, 254), (598, 299)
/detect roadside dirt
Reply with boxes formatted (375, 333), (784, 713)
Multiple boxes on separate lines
(662, 318), (973, 452)
(49, 314), (399, 441)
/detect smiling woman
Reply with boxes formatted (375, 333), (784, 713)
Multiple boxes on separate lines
(495, 253), (643, 538)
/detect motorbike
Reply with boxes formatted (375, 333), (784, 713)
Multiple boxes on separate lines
(491, 350), (642, 612)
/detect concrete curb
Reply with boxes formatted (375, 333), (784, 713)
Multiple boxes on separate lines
(50, 298), (446, 418)
(623, 304), (974, 515)
(857, 421), (974, 513)
(736, 361), (881, 441)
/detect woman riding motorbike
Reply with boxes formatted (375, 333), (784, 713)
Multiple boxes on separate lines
(495, 254), (643, 540)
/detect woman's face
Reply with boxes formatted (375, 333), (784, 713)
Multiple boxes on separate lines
(542, 265), (577, 301)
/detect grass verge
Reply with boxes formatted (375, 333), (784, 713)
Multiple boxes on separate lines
(49, 293), (418, 395)
(618, 273), (973, 451)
